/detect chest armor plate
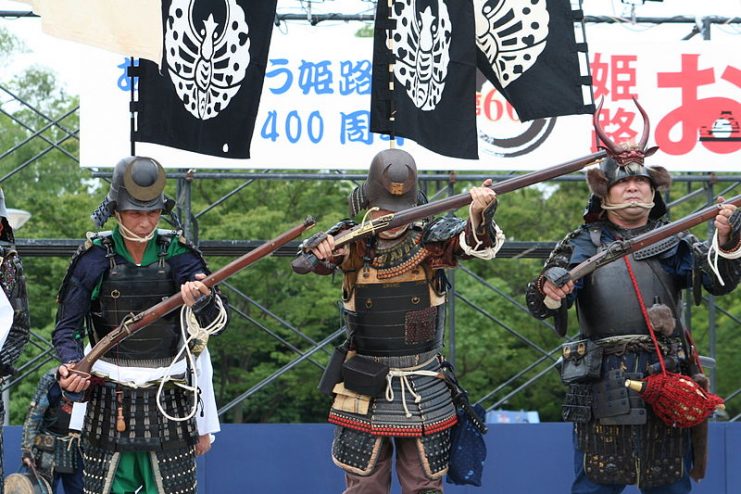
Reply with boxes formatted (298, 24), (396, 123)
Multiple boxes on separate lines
(344, 266), (445, 357)
(91, 260), (180, 362)
(576, 253), (681, 338)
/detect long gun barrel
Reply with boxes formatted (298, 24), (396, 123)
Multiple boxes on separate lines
(69, 217), (316, 378)
(544, 195), (741, 308)
(293, 151), (607, 273)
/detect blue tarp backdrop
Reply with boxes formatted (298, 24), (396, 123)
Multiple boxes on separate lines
(3, 422), (739, 493)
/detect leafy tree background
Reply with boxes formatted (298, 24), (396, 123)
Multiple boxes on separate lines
(0, 26), (738, 426)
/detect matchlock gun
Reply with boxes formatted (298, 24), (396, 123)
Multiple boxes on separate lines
(544, 195), (741, 310)
(293, 151), (607, 273)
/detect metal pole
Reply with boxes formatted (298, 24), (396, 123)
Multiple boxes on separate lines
(2, 387), (8, 426)
(447, 176), (456, 368)
(702, 16), (712, 41)
(177, 172), (194, 243)
(706, 185), (717, 392)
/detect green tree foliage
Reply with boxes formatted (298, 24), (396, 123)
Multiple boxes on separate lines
(0, 26), (738, 426)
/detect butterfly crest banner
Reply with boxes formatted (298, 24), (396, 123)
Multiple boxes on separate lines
(134, 0), (278, 158)
(474, 0), (594, 121)
(370, 0), (479, 159)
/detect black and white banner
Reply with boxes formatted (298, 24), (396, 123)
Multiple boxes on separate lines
(474, 0), (593, 122)
(134, 0), (278, 158)
(370, 0), (479, 159)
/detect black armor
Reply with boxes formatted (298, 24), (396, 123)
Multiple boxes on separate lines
(526, 219), (739, 489)
(329, 227), (458, 476)
(342, 228), (446, 357)
(576, 253), (680, 338)
(346, 282), (445, 357)
(83, 383), (196, 451)
(54, 155), (228, 494)
(0, 242), (30, 375)
(82, 444), (196, 494)
(576, 417), (686, 487)
(525, 100), (741, 491)
(91, 257), (180, 365)
(294, 148), (503, 491)
(0, 191), (31, 494)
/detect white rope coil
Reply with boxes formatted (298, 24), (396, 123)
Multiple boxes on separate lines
(707, 229), (741, 287)
(156, 295), (227, 422)
(458, 204), (505, 260)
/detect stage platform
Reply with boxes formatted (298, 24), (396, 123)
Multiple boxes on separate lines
(3, 422), (739, 493)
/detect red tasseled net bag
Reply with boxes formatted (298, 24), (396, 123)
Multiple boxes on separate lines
(637, 372), (724, 428)
(623, 257), (724, 429)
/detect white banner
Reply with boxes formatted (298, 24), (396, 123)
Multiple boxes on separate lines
(80, 23), (740, 171)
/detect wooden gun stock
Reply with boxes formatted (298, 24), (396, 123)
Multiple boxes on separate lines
(68, 217), (316, 379)
(543, 195), (741, 309)
(293, 151), (607, 272)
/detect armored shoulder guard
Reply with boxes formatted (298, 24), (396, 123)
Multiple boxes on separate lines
(164, 230), (212, 270)
(421, 217), (466, 245)
(0, 244), (30, 371)
(525, 228), (581, 334)
(158, 228), (184, 247)
(544, 227), (582, 272)
(55, 234), (108, 303)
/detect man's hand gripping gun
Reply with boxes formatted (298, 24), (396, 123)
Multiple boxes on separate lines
(543, 195), (741, 309)
(293, 151), (607, 274)
(64, 217), (316, 383)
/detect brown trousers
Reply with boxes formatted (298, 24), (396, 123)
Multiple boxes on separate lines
(343, 437), (442, 494)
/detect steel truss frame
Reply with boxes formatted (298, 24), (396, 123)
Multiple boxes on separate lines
(0, 8), (738, 423)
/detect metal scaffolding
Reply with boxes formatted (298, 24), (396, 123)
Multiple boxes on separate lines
(0, 7), (739, 424)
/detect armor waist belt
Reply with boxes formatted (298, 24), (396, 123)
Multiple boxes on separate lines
(346, 280), (444, 357)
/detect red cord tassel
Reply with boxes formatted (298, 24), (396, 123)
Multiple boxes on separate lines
(625, 373), (725, 428)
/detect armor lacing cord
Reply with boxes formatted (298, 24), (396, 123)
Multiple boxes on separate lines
(155, 296), (227, 422)
(457, 205), (505, 260)
(64, 432), (81, 452)
(384, 357), (441, 417)
(707, 229), (741, 286)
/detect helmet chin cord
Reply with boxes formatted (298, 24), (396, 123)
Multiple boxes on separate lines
(115, 212), (156, 243)
(601, 190), (655, 212)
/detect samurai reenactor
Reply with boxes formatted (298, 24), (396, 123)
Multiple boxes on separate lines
(293, 148), (503, 494)
(525, 100), (740, 493)
(0, 188), (32, 492)
(19, 368), (83, 494)
(52, 156), (229, 494)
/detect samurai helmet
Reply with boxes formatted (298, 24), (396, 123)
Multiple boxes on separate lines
(348, 149), (420, 216)
(92, 156), (172, 227)
(584, 98), (672, 222)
